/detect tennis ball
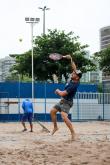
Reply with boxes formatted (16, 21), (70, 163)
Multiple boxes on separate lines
(19, 38), (23, 42)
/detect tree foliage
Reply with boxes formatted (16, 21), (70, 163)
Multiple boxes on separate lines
(10, 29), (96, 82)
(93, 47), (110, 75)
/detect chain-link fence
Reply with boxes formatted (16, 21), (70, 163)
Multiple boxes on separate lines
(0, 82), (110, 121)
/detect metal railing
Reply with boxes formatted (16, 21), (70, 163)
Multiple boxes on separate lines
(0, 92), (110, 121)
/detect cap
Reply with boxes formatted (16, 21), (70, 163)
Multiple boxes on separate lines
(75, 70), (82, 78)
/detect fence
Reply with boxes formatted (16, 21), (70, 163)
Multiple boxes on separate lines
(0, 92), (9, 114)
(0, 82), (98, 98)
(0, 92), (110, 121)
(72, 92), (110, 120)
(0, 81), (110, 121)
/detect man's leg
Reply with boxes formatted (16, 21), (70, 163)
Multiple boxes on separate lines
(61, 111), (75, 140)
(28, 113), (33, 132)
(29, 122), (33, 132)
(50, 108), (59, 135)
(22, 121), (27, 131)
(21, 114), (27, 131)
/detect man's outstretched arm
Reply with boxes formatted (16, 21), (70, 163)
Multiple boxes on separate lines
(63, 54), (77, 72)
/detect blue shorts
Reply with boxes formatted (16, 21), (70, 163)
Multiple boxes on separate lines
(22, 113), (33, 123)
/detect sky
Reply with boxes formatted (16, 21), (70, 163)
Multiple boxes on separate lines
(0, 0), (110, 58)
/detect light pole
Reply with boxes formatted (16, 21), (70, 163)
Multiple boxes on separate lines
(38, 6), (50, 34)
(12, 70), (20, 119)
(18, 73), (20, 119)
(25, 17), (40, 102)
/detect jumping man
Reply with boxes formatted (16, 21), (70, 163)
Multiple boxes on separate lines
(50, 54), (82, 140)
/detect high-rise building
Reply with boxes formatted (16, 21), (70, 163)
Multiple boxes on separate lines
(100, 26), (110, 80)
(100, 26), (110, 50)
(0, 56), (15, 81)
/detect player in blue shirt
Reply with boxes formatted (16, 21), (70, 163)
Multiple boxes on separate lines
(50, 55), (82, 140)
(21, 98), (33, 132)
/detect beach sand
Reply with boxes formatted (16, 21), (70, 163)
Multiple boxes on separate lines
(0, 121), (110, 165)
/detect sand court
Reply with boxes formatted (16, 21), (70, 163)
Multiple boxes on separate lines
(0, 122), (110, 165)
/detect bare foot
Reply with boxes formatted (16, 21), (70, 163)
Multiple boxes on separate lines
(71, 133), (79, 141)
(22, 128), (27, 132)
(51, 127), (58, 135)
(30, 130), (33, 132)
(71, 133), (76, 141)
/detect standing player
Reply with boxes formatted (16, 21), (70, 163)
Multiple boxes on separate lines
(50, 55), (82, 140)
(21, 98), (33, 132)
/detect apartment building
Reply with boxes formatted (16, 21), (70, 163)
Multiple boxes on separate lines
(0, 56), (15, 81)
(100, 26), (110, 80)
(100, 26), (110, 50)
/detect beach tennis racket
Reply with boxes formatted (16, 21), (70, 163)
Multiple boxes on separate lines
(49, 53), (64, 61)
(33, 115), (50, 133)
(37, 120), (50, 133)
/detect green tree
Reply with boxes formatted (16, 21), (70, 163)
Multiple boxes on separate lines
(93, 47), (110, 75)
(10, 29), (95, 82)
